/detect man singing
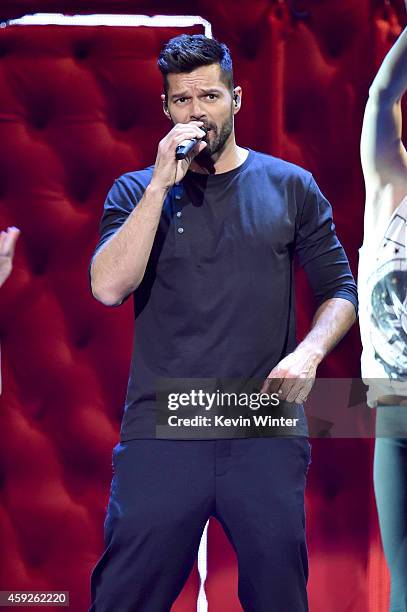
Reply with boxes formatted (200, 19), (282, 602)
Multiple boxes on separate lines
(88, 34), (357, 611)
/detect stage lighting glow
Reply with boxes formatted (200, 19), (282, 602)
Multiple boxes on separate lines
(2, 13), (212, 37)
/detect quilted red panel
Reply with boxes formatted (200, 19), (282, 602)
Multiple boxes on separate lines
(0, 2), (406, 611)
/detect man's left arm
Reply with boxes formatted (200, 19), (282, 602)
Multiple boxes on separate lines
(261, 175), (358, 402)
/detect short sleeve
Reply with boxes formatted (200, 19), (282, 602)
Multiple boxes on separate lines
(88, 174), (145, 291)
(294, 175), (358, 315)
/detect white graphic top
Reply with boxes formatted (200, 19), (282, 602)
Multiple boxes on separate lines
(358, 196), (407, 406)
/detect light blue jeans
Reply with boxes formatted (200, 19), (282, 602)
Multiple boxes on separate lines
(374, 406), (407, 612)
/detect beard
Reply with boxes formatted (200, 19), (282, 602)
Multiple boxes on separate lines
(168, 106), (234, 173)
(195, 107), (234, 165)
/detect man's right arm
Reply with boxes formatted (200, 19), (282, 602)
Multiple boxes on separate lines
(90, 182), (167, 306)
(90, 120), (207, 306)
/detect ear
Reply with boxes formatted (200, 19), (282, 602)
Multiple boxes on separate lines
(161, 93), (171, 119)
(232, 86), (242, 114)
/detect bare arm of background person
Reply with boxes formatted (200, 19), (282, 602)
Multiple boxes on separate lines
(0, 227), (20, 288)
(0, 226), (21, 395)
(361, 23), (407, 237)
(90, 121), (207, 307)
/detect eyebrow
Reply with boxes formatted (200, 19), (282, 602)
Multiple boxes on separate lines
(170, 88), (223, 100)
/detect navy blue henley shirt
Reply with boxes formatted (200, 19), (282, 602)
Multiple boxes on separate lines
(89, 148), (358, 440)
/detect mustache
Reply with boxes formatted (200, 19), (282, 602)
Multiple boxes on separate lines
(201, 123), (216, 134)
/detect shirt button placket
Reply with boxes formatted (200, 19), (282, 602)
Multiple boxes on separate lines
(174, 184), (186, 254)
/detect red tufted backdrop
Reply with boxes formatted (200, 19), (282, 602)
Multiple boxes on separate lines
(0, 1), (406, 610)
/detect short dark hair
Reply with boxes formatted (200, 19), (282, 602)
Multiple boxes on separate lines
(157, 34), (234, 101)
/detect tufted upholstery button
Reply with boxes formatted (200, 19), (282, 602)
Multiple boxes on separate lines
(74, 331), (92, 349)
(29, 115), (49, 130)
(116, 118), (134, 131)
(67, 177), (94, 203)
(30, 251), (49, 275)
(73, 46), (89, 60)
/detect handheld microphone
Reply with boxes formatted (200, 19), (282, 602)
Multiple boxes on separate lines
(175, 127), (208, 160)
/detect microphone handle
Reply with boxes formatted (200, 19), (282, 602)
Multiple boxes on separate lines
(175, 127), (207, 160)
(175, 137), (199, 160)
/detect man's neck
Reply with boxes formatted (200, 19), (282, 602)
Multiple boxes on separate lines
(190, 143), (249, 175)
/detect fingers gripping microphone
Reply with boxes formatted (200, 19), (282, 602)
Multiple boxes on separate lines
(175, 127), (208, 160)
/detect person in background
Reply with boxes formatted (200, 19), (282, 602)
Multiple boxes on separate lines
(0, 226), (20, 394)
(358, 15), (407, 611)
(0, 226), (20, 289)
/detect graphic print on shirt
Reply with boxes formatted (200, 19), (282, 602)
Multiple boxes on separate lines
(367, 201), (407, 379)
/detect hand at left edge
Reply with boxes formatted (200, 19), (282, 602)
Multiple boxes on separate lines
(0, 226), (20, 288)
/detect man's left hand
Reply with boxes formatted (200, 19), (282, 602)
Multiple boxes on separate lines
(260, 347), (322, 404)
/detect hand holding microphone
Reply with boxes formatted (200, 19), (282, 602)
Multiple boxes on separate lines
(175, 126), (208, 160)
(151, 121), (208, 191)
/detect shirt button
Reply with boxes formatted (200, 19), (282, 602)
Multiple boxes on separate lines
(175, 194), (181, 200)
(176, 211), (182, 217)
(178, 227), (184, 234)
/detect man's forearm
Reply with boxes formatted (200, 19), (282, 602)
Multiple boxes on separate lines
(261, 297), (356, 401)
(91, 181), (168, 306)
(295, 297), (357, 366)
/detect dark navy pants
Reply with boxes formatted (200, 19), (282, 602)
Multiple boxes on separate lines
(89, 437), (311, 612)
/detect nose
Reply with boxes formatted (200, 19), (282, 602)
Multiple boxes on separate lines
(189, 97), (206, 122)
